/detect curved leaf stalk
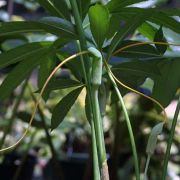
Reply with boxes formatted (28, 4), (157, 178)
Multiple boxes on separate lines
(162, 95), (180, 180)
(110, 72), (168, 124)
(112, 41), (180, 57)
(104, 62), (140, 180)
(143, 155), (151, 180)
(0, 51), (89, 153)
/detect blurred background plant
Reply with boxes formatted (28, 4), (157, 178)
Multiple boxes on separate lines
(0, 0), (180, 180)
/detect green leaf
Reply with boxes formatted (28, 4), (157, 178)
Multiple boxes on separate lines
(108, 7), (180, 34)
(85, 92), (92, 124)
(17, 112), (46, 129)
(150, 12), (180, 34)
(154, 26), (167, 55)
(40, 78), (83, 100)
(146, 122), (164, 155)
(106, 0), (145, 12)
(39, 17), (77, 38)
(45, 79), (83, 91)
(38, 55), (55, 89)
(0, 42), (52, 68)
(107, 12), (150, 58)
(0, 34), (28, 45)
(88, 4), (110, 49)
(159, 8), (180, 16)
(77, 0), (91, 20)
(0, 19), (77, 39)
(51, 86), (83, 130)
(98, 82), (107, 117)
(0, 47), (52, 101)
(56, 52), (84, 81)
(112, 60), (161, 79)
(138, 22), (157, 41)
(110, 40), (161, 58)
(152, 58), (180, 109)
(110, 59), (161, 103)
(38, 0), (70, 20)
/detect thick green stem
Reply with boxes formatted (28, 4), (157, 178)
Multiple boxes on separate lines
(162, 96), (180, 180)
(91, 120), (101, 180)
(0, 78), (29, 149)
(70, 1), (108, 179)
(92, 86), (106, 164)
(105, 65), (140, 180)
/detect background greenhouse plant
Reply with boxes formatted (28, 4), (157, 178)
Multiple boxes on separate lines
(0, 0), (180, 179)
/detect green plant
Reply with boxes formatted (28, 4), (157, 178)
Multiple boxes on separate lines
(0, 0), (180, 179)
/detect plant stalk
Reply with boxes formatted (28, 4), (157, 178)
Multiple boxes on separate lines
(28, 85), (64, 180)
(0, 78), (29, 149)
(70, 1), (108, 179)
(12, 130), (37, 180)
(105, 64), (140, 180)
(162, 96), (180, 180)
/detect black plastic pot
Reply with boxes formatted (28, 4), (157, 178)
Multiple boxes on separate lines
(0, 152), (37, 180)
(43, 153), (91, 180)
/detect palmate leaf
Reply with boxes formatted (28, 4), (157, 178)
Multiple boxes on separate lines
(0, 47), (53, 101)
(51, 86), (83, 130)
(0, 42), (52, 69)
(0, 18), (77, 39)
(38, 0), (70, 20)
(88, 4), (110, 49)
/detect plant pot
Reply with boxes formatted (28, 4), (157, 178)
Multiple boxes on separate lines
(0, 152), (37, 180)
(43, 153), (91, 180)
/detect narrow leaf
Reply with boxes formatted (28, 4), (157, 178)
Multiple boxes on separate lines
(106, 0), (145, 12)
(154, 26), (167, 55)
(38, 0), (70, 20)
(0, 47), (51, 101)
(77, 0), (91, 20)
(111, 40), (161, 58)
(0, 19), (77, 39)
(146, 122), (164, 155)
(89, 4), (110, 49)
(17, 112), (46, 129)
(138, 22), (157, 41)
(51, 86), (83, 130)
(0, 42), (52, 68)
(107, 12), (150, 58)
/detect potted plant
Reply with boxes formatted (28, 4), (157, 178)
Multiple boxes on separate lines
(0, 0), (180, 179)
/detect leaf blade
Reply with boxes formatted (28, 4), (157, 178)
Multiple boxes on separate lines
(51, 86), (83, 130)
